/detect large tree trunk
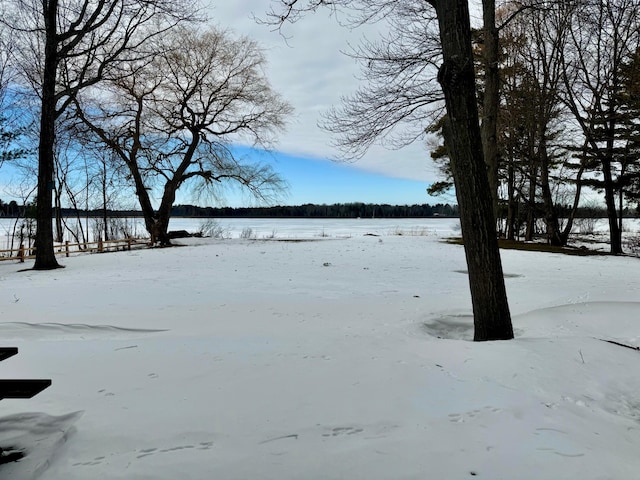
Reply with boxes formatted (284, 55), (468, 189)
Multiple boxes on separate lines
(524, 160), (537, 241)
(34, 0), (61, 270)
(102, 162), (109, 241)
(54, 186), (64, 243)
(481, 0), (500, 220)
(125, 156), (158, 242)
(152, 140), (199, 246)
(432, 0), (513, 341)
(604, 94), (623, 253)
(559, 164), (585, 245)
(506, 150), (517, 241)
(154, 183), (179, 246)
(538, 139), (563, 246)
(602, 159), (623, 253)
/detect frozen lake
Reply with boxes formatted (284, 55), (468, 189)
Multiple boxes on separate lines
(168, 217), (461, 238)
(2, 215), (638, 254)
(0, 217), (462, 248)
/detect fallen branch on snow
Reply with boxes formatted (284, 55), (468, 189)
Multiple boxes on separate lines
(598, 338), (640, 351)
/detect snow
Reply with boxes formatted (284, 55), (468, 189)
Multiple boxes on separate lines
(1, 219), (639, 479)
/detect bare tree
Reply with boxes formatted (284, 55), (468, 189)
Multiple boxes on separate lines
(320, 3), (443, 158)
(0, 25), (29, 170)
(86, 149), (130, 242)
(481, 0), (501, 218)
(74, 26), (292, 245)
(3, 0), (196, 269)
(497, 1), (579, 245)
(560, 0), (640, 254)
(430, 0), (512, 340)
(266, 0), (513, 341)
(616, 48), (640, 205)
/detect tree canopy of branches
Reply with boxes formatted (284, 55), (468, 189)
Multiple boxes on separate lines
(494, 0), (578, 245)
(560, 0), (640, 253)
(73, 26), (292, 245)
(2, 0), (196, 268)
(319, 3), (443, 158)
(425, 0), (640, 254)
(0, 25), (28, 169)
(265, 0), (513, 341)
(616, 48), (640, 203)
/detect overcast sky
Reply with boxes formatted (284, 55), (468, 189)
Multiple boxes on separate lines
(210, 2), (434, 175)
(204, 2), (450, 206)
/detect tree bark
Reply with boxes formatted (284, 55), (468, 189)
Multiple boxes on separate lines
(538, 138), (563, 246)
(559, 164), (585, 245)
(54, 186), (64, 243)
(602, 158), (623, 253)
(481, 0), (500, 220)
(524, 160), (537, 241)
(431, 0), (513, 341)
(151, 135), (200, 246)
(127, 158), (158, 242)
(506, 154), (516, 241)
(102, 162), (109, 241)
(154, 181), (179, 246)
(34, 0), (62, 270)
(605, 82), (623, 254)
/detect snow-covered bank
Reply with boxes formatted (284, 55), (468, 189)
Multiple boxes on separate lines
(0, 230), (639, 479)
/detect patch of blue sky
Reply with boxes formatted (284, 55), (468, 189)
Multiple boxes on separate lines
(218, 146), (446, 207)
(0, 143), (450, 208)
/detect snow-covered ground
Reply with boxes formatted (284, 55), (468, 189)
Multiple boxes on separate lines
(1, 220), (639, 479)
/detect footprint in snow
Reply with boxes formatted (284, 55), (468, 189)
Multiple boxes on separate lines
(322, 426), (364, 437)
(448, 406), (502, 423)
(136, 442), (214, 459)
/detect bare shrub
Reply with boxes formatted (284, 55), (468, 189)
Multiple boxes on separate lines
(198, 219), (229, 239)
(111, 218), (144, 239)
(574, 217), (597, 235)
(263, 229), (277, 239)
(390, 226), (429, 236)
(240, 227), (255, 239)
(626, 235), (640, 256)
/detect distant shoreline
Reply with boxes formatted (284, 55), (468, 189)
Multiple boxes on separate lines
(0, 202), (459, 219)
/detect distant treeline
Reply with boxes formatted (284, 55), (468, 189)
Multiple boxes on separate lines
(173, 202), (636, 219)
(0, 201), (459, 219)
(1, 200), (633, 219)
(170, 203), (459, 218)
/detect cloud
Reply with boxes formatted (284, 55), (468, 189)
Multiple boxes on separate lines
(209, 2), (439, 183)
